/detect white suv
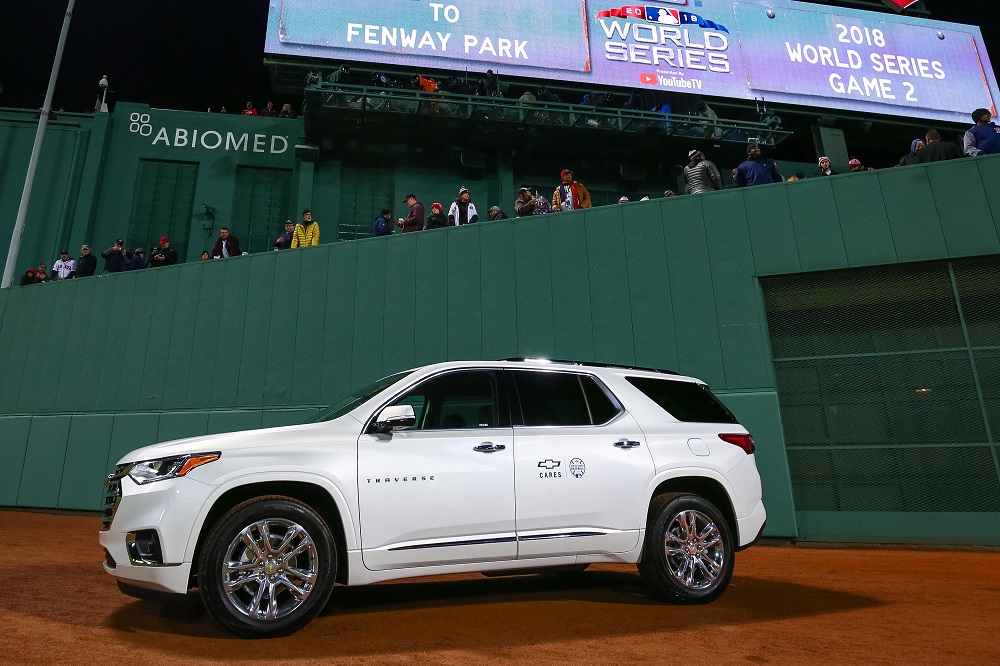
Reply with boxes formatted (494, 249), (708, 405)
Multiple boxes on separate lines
(100, 359), (766, 637)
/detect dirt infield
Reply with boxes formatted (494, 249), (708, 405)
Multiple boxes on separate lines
(2, 511), (998, 665)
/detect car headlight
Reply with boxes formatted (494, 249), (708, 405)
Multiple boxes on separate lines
(127, 453), (221, 485)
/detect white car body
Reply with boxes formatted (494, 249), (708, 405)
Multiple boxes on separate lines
(100, 359), (765, 630)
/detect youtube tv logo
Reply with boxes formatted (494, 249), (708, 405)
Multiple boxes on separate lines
(881, 0), (919, 11)
(640, 72), (657, 85)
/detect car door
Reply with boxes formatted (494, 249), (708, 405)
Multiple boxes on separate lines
(358, 369), (516, 571)
(508, 369), (655, 558)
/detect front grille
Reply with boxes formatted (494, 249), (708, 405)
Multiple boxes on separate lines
(102, 465), (128, 530)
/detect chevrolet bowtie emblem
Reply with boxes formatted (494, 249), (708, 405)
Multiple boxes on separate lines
(538, 459), (561, 470)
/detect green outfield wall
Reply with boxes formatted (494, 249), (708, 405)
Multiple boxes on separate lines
(1, 103), (998, 544)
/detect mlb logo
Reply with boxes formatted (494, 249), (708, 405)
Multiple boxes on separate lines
(639, 73), (658, 85)
(645, 7), (680, 25)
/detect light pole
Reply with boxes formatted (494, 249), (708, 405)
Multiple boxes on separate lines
(2, 0), (77, 289)
(97, 75), (109, 112)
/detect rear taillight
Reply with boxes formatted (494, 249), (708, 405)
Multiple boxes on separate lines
(719, 433), (755, 454)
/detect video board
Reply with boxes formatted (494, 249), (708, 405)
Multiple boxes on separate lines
(264, 0), (999, 123)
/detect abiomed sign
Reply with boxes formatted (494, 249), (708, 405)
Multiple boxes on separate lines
(128, 112), (291, 154)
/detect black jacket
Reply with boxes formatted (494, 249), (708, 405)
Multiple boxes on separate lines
(917, 141), (962, 163)
(425, 213), (449, 229)
(101, 247), (126, 273)
(149, 246), (179, 267)
(76, 253), (97, 277)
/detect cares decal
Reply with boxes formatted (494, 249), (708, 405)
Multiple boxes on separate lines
(569, 458), (586, 478)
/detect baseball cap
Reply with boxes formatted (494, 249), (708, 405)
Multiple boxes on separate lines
(402, 193), (416, 203)
(81, 245), (90, 250)
(849, 158), (862, 167)
(59, 249), (68, 255)
(116, 238), (124, 245)
(160, 236), (169, 245)
(560, 169), (572, 177)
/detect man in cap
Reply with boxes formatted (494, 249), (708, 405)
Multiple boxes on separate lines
(551, 169), (592, 212)
(488, 205), (508, 221)
(682, 149), (723, 194)
(149, 236), (179, 267)
(735, 143), (782, 187)
(273, 220), (295, 250)
(964, 108), (1000, 156)
(448, 187), (479, 225)
(397, 194), (425, 233)
(76, 244), (96, 278)
(53, 249), (76, 280)
(515, 187), (545, 217)
(101, 238), (127, 274)
(373, 209), (394, 237)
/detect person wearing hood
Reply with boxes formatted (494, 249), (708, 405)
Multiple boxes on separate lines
(20, 268), (38, 286)
(682, 149), (723, 194)
(448, 187), (479, 225)
(896, 139), (925, 167)
(425, 202), (449, 229)
(292, 209), (320, 247)
(815, 156), (837, 177)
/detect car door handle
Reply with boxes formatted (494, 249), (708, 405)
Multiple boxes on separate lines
(614, 439), (641, 449)
(474, 442), (506, 453)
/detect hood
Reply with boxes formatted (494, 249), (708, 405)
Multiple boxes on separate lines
(116, 413), (363, 465)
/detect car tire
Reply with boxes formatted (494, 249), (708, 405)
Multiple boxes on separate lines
(637, 492), (734, 604)
(197, 496), (336, 638)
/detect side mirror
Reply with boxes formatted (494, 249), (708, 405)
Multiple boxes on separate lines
(373, 404), (416, 433)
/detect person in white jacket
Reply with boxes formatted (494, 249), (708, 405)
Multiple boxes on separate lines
(448, 186), (479, 225)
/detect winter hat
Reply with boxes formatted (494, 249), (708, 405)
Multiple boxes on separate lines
(664, 190), (677, 198)
(746, 142), (760, 154)
(972, 108), (991, 122)
(458, 186), (469, 196)
(848, 158), (862, 167)
(911, 139), (923, 153)
(431, 202), (442, 211)
(618, 196), (629, 203)
(818, 156), (830, 165)
(688, 149), (703, 159)
(25, 268), (35, 274)
(639, 196), (650, 201)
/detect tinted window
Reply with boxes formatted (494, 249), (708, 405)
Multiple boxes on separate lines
(513, 371), (619, 426)
(626, 377), (738, 424)
(390, 371), (497, 430)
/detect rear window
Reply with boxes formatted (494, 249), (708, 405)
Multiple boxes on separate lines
(626, 377), (738, 424)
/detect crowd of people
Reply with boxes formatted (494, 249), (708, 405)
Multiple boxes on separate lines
(18, 210), (321, 286)
(17, 107), (998, 286)
(213, 101), (298, 118)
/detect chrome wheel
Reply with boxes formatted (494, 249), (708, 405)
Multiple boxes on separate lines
(221, 518), (319, 621)
(663, 509), (725, 591)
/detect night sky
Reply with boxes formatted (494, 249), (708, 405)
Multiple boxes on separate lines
(1, 1), (997, 115)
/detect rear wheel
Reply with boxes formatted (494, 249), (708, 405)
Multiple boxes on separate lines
(638, 493), (734, 604)
(198, 496), (336, 638)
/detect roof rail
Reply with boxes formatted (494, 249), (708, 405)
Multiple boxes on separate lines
(500, 358), (678, 375)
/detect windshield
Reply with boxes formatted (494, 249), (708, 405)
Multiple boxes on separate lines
(315, 370), (415, 422)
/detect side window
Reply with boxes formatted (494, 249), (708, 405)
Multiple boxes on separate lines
(625, 376), (738, 424)
(389, 371), (497, 430)
(513, 371), (620, 426)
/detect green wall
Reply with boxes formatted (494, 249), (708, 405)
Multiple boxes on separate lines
(3, 100), (1000, 543)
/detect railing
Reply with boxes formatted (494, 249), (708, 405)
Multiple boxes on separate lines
(304, 83), (792, 146)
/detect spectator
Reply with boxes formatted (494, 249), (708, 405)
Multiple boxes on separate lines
(488, 206), (508, 221)
(278, 103), (295, 119)
(218, 106), (228, 114)
(76, 245), (96, 277)
(725, 168), (740, 189)
(212, 228), (242, 258)
(397, 194), (425, 233)
(514, 187), (538, 217)
(410, 74), (437, 93)
(683, 149), (723, 194)
(663, 190), (677, 198)
(373, 208), (394, 237)
(735, 143), (782, 187)
(19, 268), (37, 286)
(518, 89), (536, 103)
(964, 108), (1000, 156)
(260, 101), (277, 118)
(896, 139), (925, 167)
(618, 196), (630, 204)
(200, 251), (210, 261)
(125, 248), (146, 271)
(848, 157), (873, 172)
(273, 220), (295, 250)
(101, 239), (127, 274)
(448, 187), (479, 225)
(149, 236), (179, 267)
(786, 172), (807, 182)
(815, 156), (837, 177)
(35, 263), (51, 283)
(484, 69), (498, 96)
(425, 202), (449, 229)
(242, 102), (258, 116)
(53, 249), (76, 280)
(292, 209), (321, 247)
(917, 130), (963, 163)
(551, 169), (592, 212)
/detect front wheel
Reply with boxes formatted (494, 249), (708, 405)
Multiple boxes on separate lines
(198, 496), (336, 638)
(637, 493), (734, 604)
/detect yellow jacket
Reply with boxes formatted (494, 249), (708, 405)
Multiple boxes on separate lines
(292, 221), (320, 248)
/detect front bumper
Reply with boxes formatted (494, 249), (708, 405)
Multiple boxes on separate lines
(99, 473), (213, 595)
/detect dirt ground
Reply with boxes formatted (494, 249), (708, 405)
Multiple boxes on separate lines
(1, 511), (998, 665)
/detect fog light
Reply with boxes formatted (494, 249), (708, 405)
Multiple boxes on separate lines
(126, 530), (163, 566)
